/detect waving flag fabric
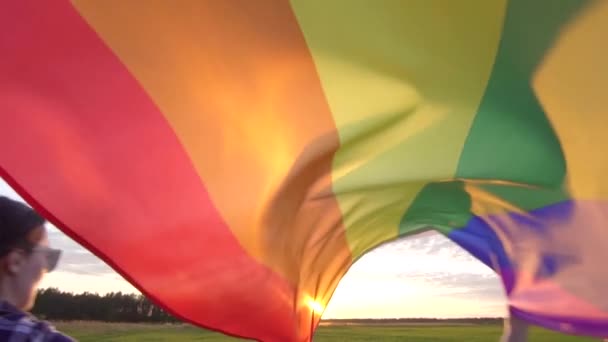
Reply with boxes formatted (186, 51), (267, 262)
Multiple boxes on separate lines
(1, 0), (607, 340)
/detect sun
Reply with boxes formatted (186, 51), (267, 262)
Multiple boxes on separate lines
(306, 297), (325, 315)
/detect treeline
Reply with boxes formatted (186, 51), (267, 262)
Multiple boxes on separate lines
(322, 318), (504, 325)
(31, 288), (179, 323)
(32, 288), (505, 325)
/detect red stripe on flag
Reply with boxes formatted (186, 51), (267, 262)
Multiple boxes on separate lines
(0, 1), (296, 340)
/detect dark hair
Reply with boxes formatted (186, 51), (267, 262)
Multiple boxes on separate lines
(0, 196), (46, 257)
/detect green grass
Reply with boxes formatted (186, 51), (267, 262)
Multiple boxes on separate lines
(53, 321), (599, 341)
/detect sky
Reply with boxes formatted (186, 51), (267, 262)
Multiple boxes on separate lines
(0, 178), (507, 319)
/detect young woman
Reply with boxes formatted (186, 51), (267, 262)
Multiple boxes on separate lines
(0, 196), (73, 341)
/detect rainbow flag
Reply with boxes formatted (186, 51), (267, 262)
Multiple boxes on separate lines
(1, 0), (607, 340)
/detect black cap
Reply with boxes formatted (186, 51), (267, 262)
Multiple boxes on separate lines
(0, 196), (46, 257)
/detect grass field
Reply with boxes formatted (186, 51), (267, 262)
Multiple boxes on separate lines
(53, 321), (600, 341)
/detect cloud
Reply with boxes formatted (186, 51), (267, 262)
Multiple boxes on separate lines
(55, 252), (116, 276)
(398, 271), (505, 301)
(38, 224), (114, 276)
(327, 234), (507, 319)
(370, 231), (474, 262)
(341, 231), (505, 306)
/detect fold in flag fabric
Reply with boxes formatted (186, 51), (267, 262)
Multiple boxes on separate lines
(1, 0), (607, 341)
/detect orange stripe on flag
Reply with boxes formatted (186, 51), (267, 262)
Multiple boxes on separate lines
(72, 0), (354, 335)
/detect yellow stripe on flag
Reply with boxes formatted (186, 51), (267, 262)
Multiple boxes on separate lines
(290, 0), (508, 257)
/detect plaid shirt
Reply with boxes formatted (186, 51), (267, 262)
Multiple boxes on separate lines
(0, 301), (73, 342)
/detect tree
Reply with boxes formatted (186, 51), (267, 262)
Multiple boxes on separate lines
(31, 288), (179, 323)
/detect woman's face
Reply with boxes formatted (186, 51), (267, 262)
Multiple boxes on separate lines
(11, 226), (60, 310)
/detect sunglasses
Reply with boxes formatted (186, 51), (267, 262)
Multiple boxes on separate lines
(31, 246), (61, 272)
